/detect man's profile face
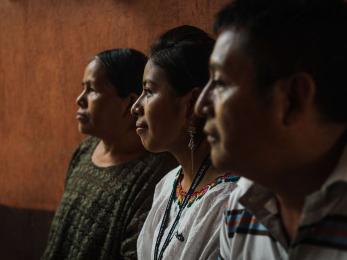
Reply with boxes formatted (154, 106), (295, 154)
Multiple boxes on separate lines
(195, 29), (280, 176)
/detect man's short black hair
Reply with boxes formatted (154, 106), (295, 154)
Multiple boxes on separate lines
(215, 0), (347, 123)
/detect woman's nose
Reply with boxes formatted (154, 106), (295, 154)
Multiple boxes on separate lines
(195, 81), (213, 117)
(131, 97), (143, 117)
(76, 90), (87, 108)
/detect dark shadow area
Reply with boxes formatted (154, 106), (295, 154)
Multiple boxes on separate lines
(0, 204), (54, 260)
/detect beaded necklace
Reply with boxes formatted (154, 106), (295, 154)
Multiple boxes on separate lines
(175, 174), (240, 207)
(154, 155), (211, 260)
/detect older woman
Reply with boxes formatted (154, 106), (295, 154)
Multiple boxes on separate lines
(131, 26), (239, 260)
(42, 48), (177, 260)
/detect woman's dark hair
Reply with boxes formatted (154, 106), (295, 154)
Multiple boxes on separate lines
(149, 25), (215, 96)
(96, 48), (147, 98)
(214, 0), (347, 123)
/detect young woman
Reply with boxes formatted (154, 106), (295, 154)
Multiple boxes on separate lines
(131, 25), (239, 260)
(43, 49), (177, 260)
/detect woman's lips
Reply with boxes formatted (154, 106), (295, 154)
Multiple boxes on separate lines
(206, 134), (218, 144)
(136, 127), (147, 135)
(204, 124), (219, 145)
(76, 112), (89, 123)
(135, 122), (148, 135)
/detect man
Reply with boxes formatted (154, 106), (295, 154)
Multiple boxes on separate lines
(195, 0), (347, 259)
(42, 49), (176, 260)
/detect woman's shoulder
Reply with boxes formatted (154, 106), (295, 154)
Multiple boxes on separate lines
(180, 174), (239, 209)
(204, 174), (240, 197)
(138, 166), (182, 237)
(150, 166), (181, 202)
(70, 136), (99, 159)
(191, 177), (251, 217)
(155, 166), (181, 192)
(135, 152), (178, 177)
(79, 136), (99, 150)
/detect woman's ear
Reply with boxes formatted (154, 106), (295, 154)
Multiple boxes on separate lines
(122, 93), (139, 117)
(185, 87), (202, 118)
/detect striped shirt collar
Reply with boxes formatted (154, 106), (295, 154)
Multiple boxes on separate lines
(238, 144), (347, 250)
(322, 143), (347, 189)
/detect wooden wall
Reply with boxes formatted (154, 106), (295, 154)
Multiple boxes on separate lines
(0, 0), (229, 212)
(0, 0), (230, 258)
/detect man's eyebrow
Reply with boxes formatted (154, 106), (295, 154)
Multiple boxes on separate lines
(210, 55), (236, 73)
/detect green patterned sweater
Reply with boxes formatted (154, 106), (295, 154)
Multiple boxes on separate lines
(42, 137), (177, 260)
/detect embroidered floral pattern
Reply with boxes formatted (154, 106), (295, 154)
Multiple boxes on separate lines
(173, 172), (239, 208)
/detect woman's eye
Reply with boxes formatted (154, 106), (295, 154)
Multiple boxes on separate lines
(143, 88), (153, 96)
(211, 79), (227, 91)
(214, 79), (226, 87)
(87, 86), (96, 92)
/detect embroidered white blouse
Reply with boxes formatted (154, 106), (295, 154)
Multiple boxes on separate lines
(137, 166), (239, 260)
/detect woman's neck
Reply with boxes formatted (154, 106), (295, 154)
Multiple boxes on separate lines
(171, 140), (222, 191)
(92, 131), (146, 167)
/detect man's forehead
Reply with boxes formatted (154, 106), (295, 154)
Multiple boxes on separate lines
(210, 29), (247, 71)
(211, 30), (239, 68)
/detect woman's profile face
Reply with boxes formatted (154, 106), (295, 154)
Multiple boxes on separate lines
(131, 60), (190, 153)
(76, 58), (129, 138)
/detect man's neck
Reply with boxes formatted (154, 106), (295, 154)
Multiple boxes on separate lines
(273, 139), (346, 241)
(275, 194), (304, 242)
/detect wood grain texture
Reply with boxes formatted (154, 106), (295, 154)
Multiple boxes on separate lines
(0, 0), (230, 211)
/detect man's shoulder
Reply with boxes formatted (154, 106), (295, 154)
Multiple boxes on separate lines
(225, 177), (253, 209)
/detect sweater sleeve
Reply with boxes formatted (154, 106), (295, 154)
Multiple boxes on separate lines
(118, 152), (177, 259)
(64, 137), (96, 186)
(119, 194), (153, 260)
(64, 146), (81, 186)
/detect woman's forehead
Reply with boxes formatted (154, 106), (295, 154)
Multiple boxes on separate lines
(144, 60), (169, 85)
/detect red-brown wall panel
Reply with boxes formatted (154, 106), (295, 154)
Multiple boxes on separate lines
(0, 0), (230, 211)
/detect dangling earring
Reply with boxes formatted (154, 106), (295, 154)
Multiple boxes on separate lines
(188, 125), (196, 151)
(188, 124), (196, 175)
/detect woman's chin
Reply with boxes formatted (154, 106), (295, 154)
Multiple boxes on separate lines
(78, 123), (91, 135)
(141, 138), (164, 153)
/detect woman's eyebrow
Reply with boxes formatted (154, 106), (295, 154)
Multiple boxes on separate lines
(143, 79), (157, 87)
(81, 81), (90, 87)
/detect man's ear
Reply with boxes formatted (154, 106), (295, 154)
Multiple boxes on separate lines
(278, 72), (316, 126)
